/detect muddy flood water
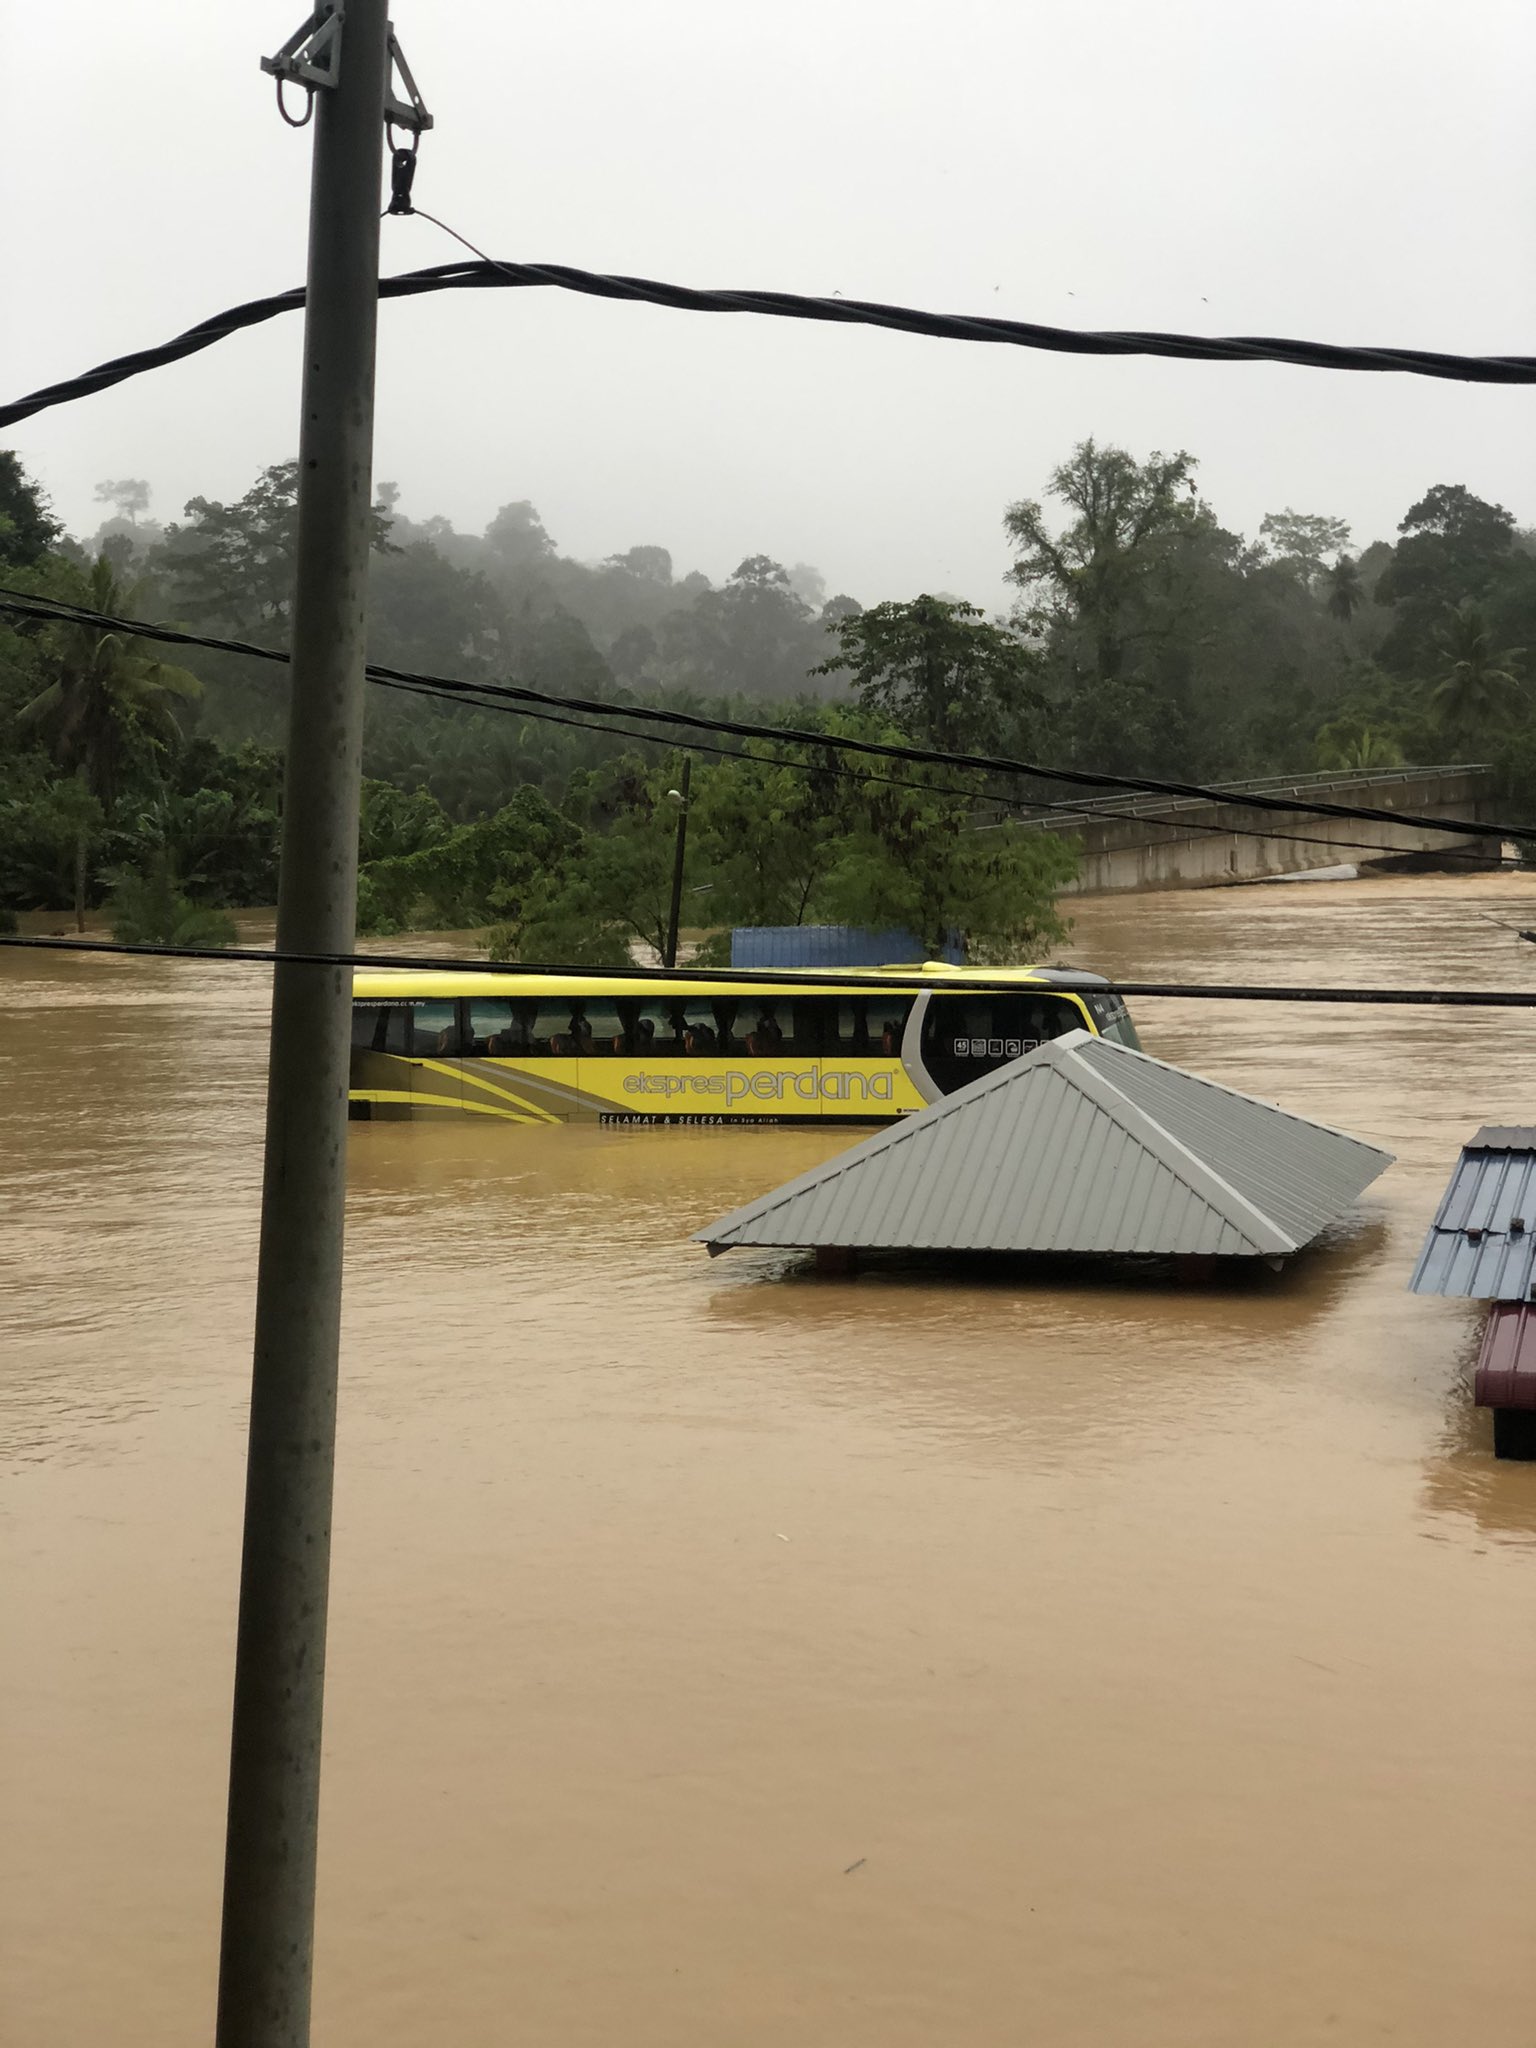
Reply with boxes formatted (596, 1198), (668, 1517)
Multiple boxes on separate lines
(5, 874), (1536, 2046)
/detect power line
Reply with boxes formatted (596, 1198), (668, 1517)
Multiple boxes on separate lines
(4, 256), (1535, 433)
(1, 588), (1526, 849)
(375, 671), (1522, 875)
(6, 930), (1536, 1006)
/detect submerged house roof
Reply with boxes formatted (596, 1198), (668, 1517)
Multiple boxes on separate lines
(1408, 1126), (1536, 1299)
(696, 1029), (1393, 1260)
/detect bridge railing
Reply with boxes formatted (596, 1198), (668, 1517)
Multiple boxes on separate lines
(1011, 763), (1492, 832)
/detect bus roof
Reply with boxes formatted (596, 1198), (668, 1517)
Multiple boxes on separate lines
(350, 962), (1112, 1001)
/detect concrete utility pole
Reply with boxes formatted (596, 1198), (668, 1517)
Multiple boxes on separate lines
(215, 7), (403, 2043)
(663, 753), (693, 968)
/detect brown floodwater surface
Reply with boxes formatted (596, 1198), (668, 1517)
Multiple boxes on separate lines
(4, 876), (1536, 2046)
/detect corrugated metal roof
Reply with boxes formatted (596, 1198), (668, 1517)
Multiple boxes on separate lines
(1408, 1138), (1536, 1298)
(695, 1029), (1393, 1259)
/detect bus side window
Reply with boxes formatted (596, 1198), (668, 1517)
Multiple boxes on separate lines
(675, 1000), (720, 1056)
(352, 1003), (411, 1052)
(828, 998), (871, 1055)
(826, 996), (913, 1057)
(580, 997), (626, 1056)
(528, 1001), (588, 1057)
(876, 999), (913, 1056)
(734, 998), (788, 1058)
(412, 999), (463, 1057)
(626, 1001), (677, 1054)
(468, 998), (517, 1054)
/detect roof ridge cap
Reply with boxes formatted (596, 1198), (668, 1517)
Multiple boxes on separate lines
(1058, 1041), (1292, 1254)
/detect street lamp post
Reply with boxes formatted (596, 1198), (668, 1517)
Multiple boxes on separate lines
(662, 755), (692, 968)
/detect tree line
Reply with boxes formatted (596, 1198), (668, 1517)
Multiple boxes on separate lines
(1, 440), (1532, 958)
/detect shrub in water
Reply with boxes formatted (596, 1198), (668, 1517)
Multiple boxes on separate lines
(106, 856), (238, 950)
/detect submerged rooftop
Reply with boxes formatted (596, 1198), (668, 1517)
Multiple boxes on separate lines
(1408, 1126), (1536, 1300)
(696, 1029), (1393, 1261)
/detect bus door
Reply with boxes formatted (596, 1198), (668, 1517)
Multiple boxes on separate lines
(913, 990), (1085, 1099)
(350, 999), (415, 1117)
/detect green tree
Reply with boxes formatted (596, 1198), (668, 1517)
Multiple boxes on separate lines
(604, 545), (673, 583)
(1427, 601), (1525, 744)
(359, 784), (575, 935)
(817, 770), (1077, 961)
(94, 478), (150, 525)
(0, 771), (105, 931)
(496, 818), (678, 965)
(155, 459), (392, 637)
(655, 556), (827, 700)
(815, 594), (1037, 755)
(1258, 510), (1351, 587)
(0, 451), (63, 568)
(494, 757), (692, 963)
(104, 851), (237, 949)
(484, 499), (558, 567)
(689, 744), (850, 931)
(1004, 439), (1200, 685)
(121, 751), (283, 910)
(1376, 484), (1519, 675)
(1325, 554), (1365, 622)
(1313, 720), (1404, 772)
(368, 540), (508, 676)
(17, 556), (202, 808)
(359, 777), (452, 864)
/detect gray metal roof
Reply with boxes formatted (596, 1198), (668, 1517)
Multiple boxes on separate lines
(1408, 1135), (1536, 1299)
(696, 1029), (1393, 1259)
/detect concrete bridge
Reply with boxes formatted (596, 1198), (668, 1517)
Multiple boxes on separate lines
(1015, 765), (1501, 896)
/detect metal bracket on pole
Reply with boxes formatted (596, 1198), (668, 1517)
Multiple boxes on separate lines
(263, 9), (431, 141)
(261, 5), (344, 92)
(385, 28), (433, 135)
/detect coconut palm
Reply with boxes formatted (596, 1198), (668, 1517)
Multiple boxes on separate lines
(1337, 727), (1403, 771)
(1325, 554), (1365, 622)
(1428, 600), (1525, 744)
(1313, 719), (1404, 774)
(17, 555), (202, 809)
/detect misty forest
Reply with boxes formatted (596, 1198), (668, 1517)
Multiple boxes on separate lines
(2, 441), (1534, 959)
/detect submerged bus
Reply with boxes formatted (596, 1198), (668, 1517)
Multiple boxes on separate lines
(349, 963), (1140, 1127)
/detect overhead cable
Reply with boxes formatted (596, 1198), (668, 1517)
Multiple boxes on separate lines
(5, 931), (1536, 1007)
(370, 671), (1522, 874)
(0, 587), (1524, 849)
(4, 257), (1535, 431)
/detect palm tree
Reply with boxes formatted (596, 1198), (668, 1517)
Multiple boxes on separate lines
(1338, 727), (1404, 771)
(1325, 554), (1365, 622)
(18, 555), (202, 809)
(1428, 600), (1525, 745)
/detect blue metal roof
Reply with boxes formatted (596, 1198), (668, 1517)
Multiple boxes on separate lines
(1409, 1132), (1536, 1299)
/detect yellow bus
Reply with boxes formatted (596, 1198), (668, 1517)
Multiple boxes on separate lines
(349, 963), (1140, 1126)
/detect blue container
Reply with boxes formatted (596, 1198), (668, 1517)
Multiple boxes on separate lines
(729, 925), (965, 969)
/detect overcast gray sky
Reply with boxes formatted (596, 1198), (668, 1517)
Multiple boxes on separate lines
(5, 0), (1533, 606)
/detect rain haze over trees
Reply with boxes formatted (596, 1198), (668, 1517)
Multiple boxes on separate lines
(3, 440), (1534, 954)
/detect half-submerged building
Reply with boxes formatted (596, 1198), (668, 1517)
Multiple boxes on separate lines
(1409, 1126), (1536, 1458)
